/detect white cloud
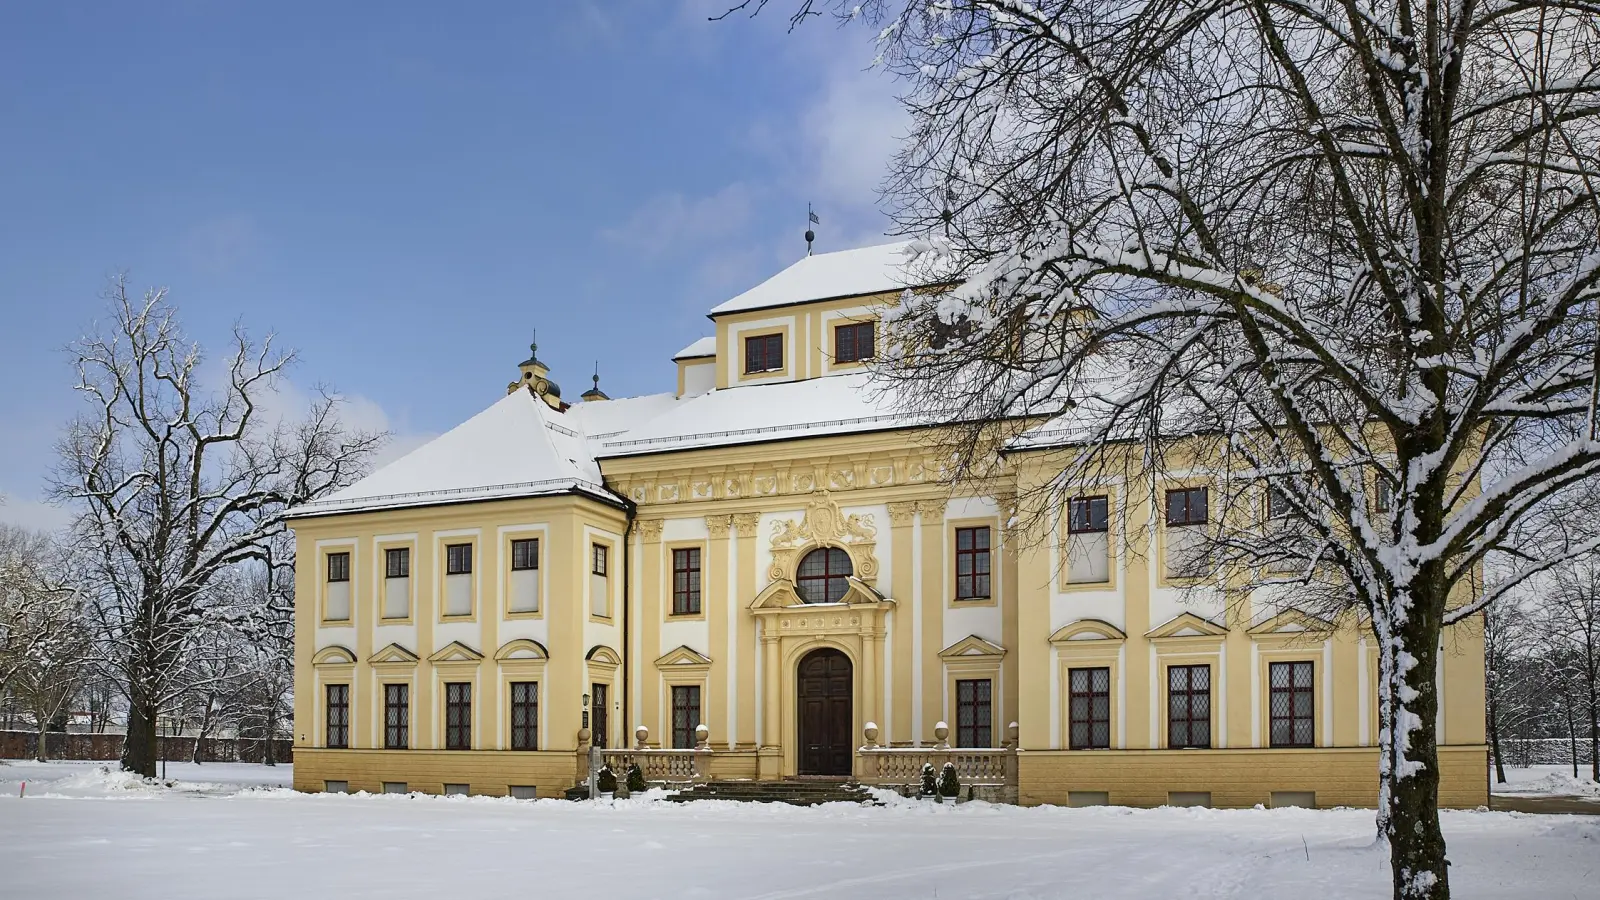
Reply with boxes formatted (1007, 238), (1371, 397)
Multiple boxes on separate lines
(601, 182), (757, 258)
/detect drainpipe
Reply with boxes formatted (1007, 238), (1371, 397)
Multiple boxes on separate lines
(620, 497), (637, 743)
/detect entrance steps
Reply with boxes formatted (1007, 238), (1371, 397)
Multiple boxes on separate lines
(662, 779), (879, 806)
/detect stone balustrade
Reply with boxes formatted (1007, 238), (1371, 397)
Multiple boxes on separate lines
(855, 720), (1020, 802)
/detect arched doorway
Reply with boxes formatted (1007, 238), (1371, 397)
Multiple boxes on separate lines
(797, 648), (853, 776)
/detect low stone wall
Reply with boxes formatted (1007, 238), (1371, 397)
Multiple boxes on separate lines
(1017, 744), (1488, 809)
(0, 730), (293, 764)
(293, 748), (579, 799)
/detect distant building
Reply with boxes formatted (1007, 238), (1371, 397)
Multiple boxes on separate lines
(288, 242), (1487, 807)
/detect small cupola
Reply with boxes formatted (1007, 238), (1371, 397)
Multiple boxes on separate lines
(506, 333), (564, 409)
(581, 363), (609, 402)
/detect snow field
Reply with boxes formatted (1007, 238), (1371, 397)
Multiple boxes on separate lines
(0, 761), (1594, 900)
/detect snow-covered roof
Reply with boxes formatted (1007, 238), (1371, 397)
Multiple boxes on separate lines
(673, 336), (716, 360)
(707, 241), (926, 316)
(595, 372), (921, 456)
(289, 389), (624, 519)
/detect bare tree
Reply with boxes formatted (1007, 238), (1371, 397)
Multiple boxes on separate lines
(736, 2), (1600, 897)
(0, 526), (90, 761)
(1544, 561), (1600, 780)
(54, 278), (381, 777)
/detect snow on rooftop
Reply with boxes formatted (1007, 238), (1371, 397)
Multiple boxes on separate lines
(707, 241), (928, 316)
(291, 389), (618, 518)
(673, 336), (716, 360)
(596, 371), (922, 456)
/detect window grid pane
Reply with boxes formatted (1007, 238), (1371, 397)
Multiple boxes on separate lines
(385, 548), (409, 579)
(510, 681), (538, 751)
(327, 552), (350, 582)
(325, 684), (349, 749)
(673, 548), (702, 615)
(511, 539), (539, 571)
(671, 685), (701, 749)
(1069, 496), (1109, 533)
(955, 678), (992, 747)
(384, 684), (409, 750)
(445, 682), (472, 750)
(1068, 667), (1112, 749)
(1166, 664), (1212, 749)
(446, 544), (472, 575)
(954, 527), (992, 599)
(797, 547), (853, 603)
(1268, 661), (1315, 748)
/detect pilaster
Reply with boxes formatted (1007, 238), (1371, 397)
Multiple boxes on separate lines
(887, 501), (917, 745)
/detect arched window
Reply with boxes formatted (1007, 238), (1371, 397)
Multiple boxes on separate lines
(797, 547), (853, 603)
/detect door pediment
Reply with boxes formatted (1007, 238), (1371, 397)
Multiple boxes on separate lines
(750, 576), (890, 611)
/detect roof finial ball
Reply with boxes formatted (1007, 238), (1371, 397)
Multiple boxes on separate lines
(581, 360), (610, 402)
(805, 203), (819, 256)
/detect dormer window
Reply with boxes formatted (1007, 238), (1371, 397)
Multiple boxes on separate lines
(835, 322), (875, 363)
(744, 334), (784, 374)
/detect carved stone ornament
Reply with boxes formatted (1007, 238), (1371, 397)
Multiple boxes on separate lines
(704, 514), (733, 539)
(635, 518), (665, 543)
(768, 491), (880, 584)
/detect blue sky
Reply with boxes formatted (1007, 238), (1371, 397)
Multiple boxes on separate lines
(0, 1), (904, 528)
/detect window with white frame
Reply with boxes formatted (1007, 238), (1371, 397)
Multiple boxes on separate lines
(444, 543), (473, 616)
(1066, 496), (1110, 584)
(383, 547), (410, 619)
(1164, 487), (1209, 578)
(590, 543), (610, 617)
(509, 538), (540, 613)
(325, 552), (352, 621)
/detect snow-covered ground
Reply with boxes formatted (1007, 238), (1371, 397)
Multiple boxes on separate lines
(1, 761), (1595, 900)
(1492, 764), (1600, 798)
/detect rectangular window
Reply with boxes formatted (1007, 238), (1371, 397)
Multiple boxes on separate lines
(383, 683), (409, 750)
(672, 548), (702, 615)
(590, 543), (610, 617)
(1165, 487), (1208, 526)
(511, 538), (539, 571)
(1066, 495), (1111, 584)
(591, 683), (609, 749)
(1068, 667), (1111, 750)
(385, 547), (410, 579)
(510, 681), (538, 751)
(327, 552), (351, 583)
(954, 526), (991, 600)
(325, 684), (349, 749)
(509, 538), (540, 614)
(446, 543), (473, 575)
(1269, 661), (1315, 748)
(744, 333), (784, 373)
(955, 678), (992, 748)
(671, 685), (702, 749)
(1167, 664), (1211, 749)
(1266, 485), (1294, 520)
(1069, 496), (1109, 533)
(1374, 478), (1394, 513)
(445, 682), (472, 751)
(834, 321), (875, 363)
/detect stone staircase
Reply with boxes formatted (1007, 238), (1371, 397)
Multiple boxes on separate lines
(662, 779), (880, 806)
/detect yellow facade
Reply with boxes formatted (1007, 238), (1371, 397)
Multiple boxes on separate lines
(289, 243), (1487, 807)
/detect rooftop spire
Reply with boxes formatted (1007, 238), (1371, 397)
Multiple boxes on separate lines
(581, 360), (610, 402)
(805, 203), (819, 256)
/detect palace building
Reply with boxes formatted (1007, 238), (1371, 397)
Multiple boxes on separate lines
(288, 241), (1488, 807)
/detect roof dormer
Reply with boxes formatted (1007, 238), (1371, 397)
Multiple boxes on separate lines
(506, 334), (564, 409)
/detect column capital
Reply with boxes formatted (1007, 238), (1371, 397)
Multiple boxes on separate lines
(732, 512), (761, 539)
(705, 514), (733, 539)
(887, 501), (918, 527)
(636, 518), (665, 543)
(915, 500), (946, 524)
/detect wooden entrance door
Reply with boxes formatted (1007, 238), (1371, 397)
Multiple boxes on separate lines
(797, 649), (853, 776)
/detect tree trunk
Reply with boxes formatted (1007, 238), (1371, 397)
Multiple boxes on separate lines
(1487, 698), (1506, 785)
(121, 692), (158, 778)
(1378, 579), (1450, 900)
(263, 704), (278, 766)
(34, 718), (48, 763)
(1566, 697), (1579, 780)
(192, 694), (214, 765)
